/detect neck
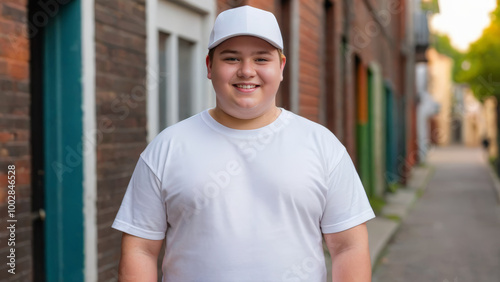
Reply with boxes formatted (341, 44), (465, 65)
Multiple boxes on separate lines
(209, 107), (281, 130)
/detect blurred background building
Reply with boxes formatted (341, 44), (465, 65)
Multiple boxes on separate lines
(414, 0), (440, 163)
(427, 47), (453, 145)
(425, 49), (497, 156)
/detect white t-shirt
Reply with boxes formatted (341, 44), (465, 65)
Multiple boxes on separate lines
(112, 109), (375, 282)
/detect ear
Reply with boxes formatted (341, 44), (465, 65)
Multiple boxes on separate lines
(280, 55), (286, 82)
(206, 55), (212, 79)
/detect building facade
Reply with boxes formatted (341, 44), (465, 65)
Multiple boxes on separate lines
(427, 47), (453, 146)
(0, 0), (418, 280)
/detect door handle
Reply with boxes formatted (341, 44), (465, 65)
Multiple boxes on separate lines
(31, 209), (46, 221)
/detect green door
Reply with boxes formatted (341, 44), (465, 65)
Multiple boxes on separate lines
(396, 96), (407, 181)
(367, 70), (375, 196)
(385, 84), (398, 185)
(43, 1), (84, 280)
(355, 60), (374, 197)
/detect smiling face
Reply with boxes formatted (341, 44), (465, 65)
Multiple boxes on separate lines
(206, 36), (286, 127)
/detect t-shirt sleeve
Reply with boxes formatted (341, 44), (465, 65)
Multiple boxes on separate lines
(112, 156), (167, 240)
(321, 149), (375, 234)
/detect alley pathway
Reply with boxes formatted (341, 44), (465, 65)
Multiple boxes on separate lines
(373, 146), (500, 282)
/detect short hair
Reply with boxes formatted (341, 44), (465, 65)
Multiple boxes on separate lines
(208, 47), (285, 67)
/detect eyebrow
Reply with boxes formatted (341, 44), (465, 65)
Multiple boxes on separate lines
(218, 49), (274, 56)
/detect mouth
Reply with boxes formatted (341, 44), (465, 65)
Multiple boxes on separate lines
(233, 84), (259, 91)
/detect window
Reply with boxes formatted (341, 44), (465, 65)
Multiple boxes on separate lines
(149, 0), (215, 136)
(158, 33), (197, 129)
(178, 38), (195, 121)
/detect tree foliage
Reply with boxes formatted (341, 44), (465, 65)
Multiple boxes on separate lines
(456, 1), (500, 101)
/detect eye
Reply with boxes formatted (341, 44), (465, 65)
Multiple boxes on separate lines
(223, 57), (239, 62)
(255, 58), (269, 62)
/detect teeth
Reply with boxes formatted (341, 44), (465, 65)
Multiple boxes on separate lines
(236, 84), (256, 89)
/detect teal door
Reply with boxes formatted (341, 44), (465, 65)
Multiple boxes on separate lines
(396, 96), (407, 181)
(385, 84), (398, 185)
(43, 0), (84, 281)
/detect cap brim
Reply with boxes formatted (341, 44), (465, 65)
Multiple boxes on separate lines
(208, 33), (283, 50)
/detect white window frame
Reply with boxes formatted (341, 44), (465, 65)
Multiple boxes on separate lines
(147, 0), (216, 140)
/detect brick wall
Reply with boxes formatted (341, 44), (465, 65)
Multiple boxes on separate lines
(94, 0), (147, 280)
(350, 0), (406, 94)
(298, 0), (323, 123)
(217, 0), (277, 13)
(0, 0), (32, 281)
(217, 0), (245, 13)
(246, 0), (275, 12)
(324, 0), (344, 139)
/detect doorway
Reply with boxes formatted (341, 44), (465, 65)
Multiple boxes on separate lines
(29, 0), (84, 280)
(355, 57), (374, 196)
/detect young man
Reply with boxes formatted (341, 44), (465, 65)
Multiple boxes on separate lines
(113, 5), (375, 282)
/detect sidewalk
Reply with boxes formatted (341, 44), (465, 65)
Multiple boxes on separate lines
(323, 150), (435, 280)
(372, 146), (500, 281)
(367, 160), (435, 267)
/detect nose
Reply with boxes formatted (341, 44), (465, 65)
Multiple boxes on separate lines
(237, 60), (256, 78)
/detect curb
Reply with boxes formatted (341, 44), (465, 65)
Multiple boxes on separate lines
(368, 165), (435, 270)
(367, 217), (398, 266)
(484, 159), (500, 204)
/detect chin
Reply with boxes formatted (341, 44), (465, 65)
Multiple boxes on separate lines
(227, 107), (262, 120)
(217, 99), (276, 119)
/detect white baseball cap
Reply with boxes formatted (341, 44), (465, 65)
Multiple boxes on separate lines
(208, 5), (284, 50)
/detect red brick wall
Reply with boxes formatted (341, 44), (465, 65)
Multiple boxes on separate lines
(216, 0), (277, 13)
(324, 0), (344, 139)
(349, 0), (406, 94)
(0, 0), (32, 281)
(94, 0), (147, 280)
(216, 1), (278, 15)
(217, 0), (246, 13)
(247, 0), (275, 12)
(298, 0), (323, 123)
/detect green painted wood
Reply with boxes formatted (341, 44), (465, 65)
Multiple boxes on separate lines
(355, 61), (373, 197)
(356, 123), (372, 196)
(357, 69), (378, 198)
(43, 1), (84, 281)
(385, 84), (398, 184)
(367, 70), (375, 197)
(396, 96), (407, 180)
(368, 63), (386, 197)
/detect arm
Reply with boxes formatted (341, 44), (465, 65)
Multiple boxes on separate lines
(118, 233), (164, 282)
(324, 223), (371, 282)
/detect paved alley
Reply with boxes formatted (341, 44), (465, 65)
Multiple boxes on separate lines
(373, 146), (500, 282)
